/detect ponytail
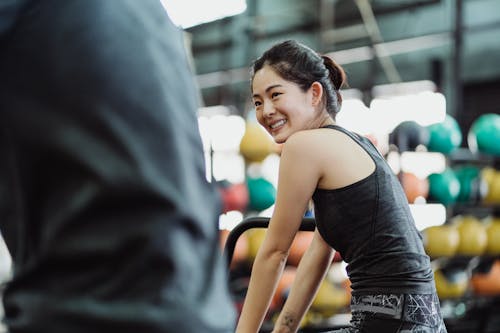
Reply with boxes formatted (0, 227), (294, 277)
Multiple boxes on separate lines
(321, 55), (347, 107)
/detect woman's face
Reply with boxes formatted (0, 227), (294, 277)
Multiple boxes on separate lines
(252, 65), (325, 144)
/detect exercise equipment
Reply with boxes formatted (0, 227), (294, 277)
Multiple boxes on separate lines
(426, 114), (462, 154)
(310, 278), (351, 318)
(218, 180), (249, 213)
(400, 172), (429, 203)
(481, 167), (496, 187)
(223, 217), (350, 332)
(228, 276), (250, 316)
(389, 121), (429, 152)
(453, 215), (488, 256)
(271, 266), (296, 309)
(467, 113), (500, 156)
(240, 122), (275, 163)
(470, 260), (500, 296)
(288, 231), (314, 266)
(246, 228), (267, 262)
(453, 165), (487, 204)
(421, 225), (460, 258)
(434, 267), (468, 299)
(220, 229), (249, 268)
(247, 177), (276, 212)
(482, 167), (500, 204)
(427, 168), (461, 205)
(485, 216), (500, 255)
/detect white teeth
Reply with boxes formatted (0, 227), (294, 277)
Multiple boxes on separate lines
(270, 119), (286, 129)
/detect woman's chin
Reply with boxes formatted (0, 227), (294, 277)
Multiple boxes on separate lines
(274, 135), (286, 144)
(272, 129), (291, 144)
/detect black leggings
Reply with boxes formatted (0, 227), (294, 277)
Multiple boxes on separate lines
(329, 293), (447, 333)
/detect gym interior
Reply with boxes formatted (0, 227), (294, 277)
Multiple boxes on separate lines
(1, 0), (500, 332)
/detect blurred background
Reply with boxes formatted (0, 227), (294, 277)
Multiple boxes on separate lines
(2, 0), (500, 332)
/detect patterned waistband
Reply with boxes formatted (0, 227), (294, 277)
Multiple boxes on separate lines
(350, 293), (442, 327)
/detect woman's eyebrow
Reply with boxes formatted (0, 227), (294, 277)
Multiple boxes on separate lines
(252, 84), (283, 99)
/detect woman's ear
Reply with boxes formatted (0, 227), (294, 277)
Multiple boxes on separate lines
(310, 82), (323, 107)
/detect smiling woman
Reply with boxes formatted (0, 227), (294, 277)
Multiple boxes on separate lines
(236, 40), (448, 333)
(250, 42), (345, 144)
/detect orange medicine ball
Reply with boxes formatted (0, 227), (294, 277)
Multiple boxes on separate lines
(400, 172), (429, 203)
(271, 266), (296, 310)
(470, 260), (500, 296)
(288, 231), (314, 266)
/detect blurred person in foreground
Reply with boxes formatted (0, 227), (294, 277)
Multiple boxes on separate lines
(0, 1), (236, 332)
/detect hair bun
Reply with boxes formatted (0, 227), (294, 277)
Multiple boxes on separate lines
(321, 55), (347, 91)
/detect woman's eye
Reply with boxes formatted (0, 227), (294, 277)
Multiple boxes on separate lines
(254, 100), (262, 107)
(271, 92), (281, 98)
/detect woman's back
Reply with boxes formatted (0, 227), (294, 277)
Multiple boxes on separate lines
(312, 125), (434, 296)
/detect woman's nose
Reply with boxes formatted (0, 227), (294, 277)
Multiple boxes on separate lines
(262, 102), (275, 117)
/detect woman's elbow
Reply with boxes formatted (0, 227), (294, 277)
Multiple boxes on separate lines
(257, 246), (289, 266)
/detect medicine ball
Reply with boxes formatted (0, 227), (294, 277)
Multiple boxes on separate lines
(389, 121), (429, 152)
(468, 113), (500, 156)
(426, 114), (462, 154)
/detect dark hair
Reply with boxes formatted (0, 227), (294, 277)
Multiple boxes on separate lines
(251, 40), (347, 116)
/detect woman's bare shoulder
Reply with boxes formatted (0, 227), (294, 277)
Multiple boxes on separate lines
(282, 130), (325, 156)
(280, 129), (342, 166)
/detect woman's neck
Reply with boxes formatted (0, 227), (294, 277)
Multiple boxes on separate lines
(319, 115), (335, 128)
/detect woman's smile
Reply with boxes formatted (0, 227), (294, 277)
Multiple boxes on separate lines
(269, 118), (287, 134)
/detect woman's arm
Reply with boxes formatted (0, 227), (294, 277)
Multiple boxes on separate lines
(235, 133), (323, 333)
(272, 230), (335, 333)
(234, 232), (290, 333)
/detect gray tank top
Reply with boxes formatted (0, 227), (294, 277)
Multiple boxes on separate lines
(312, 125), (435, 295)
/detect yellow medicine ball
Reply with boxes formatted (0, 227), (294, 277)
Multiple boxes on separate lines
(485, 217), (500, 255)
(434, 268), (468, 299)
(239, 122), (275, 163)
(422, 225), (460, 258)
(454, 215), (488, 256)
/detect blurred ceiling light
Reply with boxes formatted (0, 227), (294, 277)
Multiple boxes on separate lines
(161, 0), (247, 28)
(324, 33), (450, 65)
(372, 80), (437, 98)
(196, 34), (451, 89)
(197, 68), (250, 89)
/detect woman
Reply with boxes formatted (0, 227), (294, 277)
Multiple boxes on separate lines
(235, 40), (446, 333)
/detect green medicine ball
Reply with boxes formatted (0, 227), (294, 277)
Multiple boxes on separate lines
(246, 177), (276, 212)
(468, 113), (500, 156)
(454, 165), (486, 204)
(426, 114), (462, 154)
(428, 168), (461, 205)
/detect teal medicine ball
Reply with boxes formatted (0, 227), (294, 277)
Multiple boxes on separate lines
(467, 113), (500, 156)
(428, 168), (461, 205)
(246, 177), (276, 212)
(426, 115), (462, 154)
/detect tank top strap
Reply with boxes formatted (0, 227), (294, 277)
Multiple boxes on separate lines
(320, 125), (381, 160)
(321, 124), (363, 142)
